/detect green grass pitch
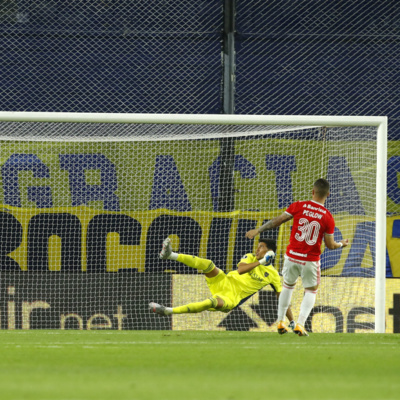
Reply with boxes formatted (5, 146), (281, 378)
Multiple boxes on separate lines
(0, 331), (399, 400)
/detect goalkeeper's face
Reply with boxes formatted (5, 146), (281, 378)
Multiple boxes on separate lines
(255, 242), (268, 260)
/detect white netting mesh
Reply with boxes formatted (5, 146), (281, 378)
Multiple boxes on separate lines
(0, 1), (223, 114)
(0, 119), (379, 332)
(0, 121), (315, 142)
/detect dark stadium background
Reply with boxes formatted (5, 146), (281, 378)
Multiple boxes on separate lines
(1, 1), (398, 138)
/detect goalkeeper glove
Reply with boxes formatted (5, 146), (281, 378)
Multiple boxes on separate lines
(259, 250), (275, 265)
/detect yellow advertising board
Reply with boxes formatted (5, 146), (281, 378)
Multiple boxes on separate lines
(387, 216), (400, 277)
(172, 276), (400, 333)
(3, 206), (375, 276)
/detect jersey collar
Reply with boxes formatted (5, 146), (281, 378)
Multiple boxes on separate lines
(311, 199), (325, 207)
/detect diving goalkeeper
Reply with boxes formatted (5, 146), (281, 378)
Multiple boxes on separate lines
(149, 237), (294, 325)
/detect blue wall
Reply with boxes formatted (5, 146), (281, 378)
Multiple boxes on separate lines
(235, 0), (400, 140)
(1, 1), (399, 139)
(0, 1), (223, 113)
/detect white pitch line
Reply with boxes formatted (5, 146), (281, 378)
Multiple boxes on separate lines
(0, 341), (398, 346)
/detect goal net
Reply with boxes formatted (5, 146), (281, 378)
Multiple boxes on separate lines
(0, 113), (386, 333)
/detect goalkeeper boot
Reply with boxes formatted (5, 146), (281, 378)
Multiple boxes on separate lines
(149, 302), (172, 316)
(293, 323), (309, 337)
(277, 320), (288, 335)
(159, 238), (172, 259)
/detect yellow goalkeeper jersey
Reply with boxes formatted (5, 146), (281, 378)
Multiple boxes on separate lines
(228, 253), (282, 297)
(205, 253), (282, 311)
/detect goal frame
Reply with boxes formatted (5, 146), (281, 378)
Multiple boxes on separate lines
(0, 112), (388, 333)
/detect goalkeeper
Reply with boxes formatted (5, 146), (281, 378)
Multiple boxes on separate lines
(149, 237), (294, 326)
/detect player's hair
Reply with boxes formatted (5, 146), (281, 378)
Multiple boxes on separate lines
(313, 178), (330, 197)
(259, 238), (277, 253)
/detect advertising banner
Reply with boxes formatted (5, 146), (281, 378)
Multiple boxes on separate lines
(0, 136), (388, 275)
(0, 272), (172, 330)
(0, 273), (398, 332)
(1, 207), (375, 277)
(387, 216), (400, 277)
(172, 276), (400, 333)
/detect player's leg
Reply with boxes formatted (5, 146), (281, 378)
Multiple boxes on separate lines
(277, 283), (296, 334)
(149, 297), (224, 316)
(294, 260), (321, 336)
(275, 291), (295, 329)
(150, 242), (226, 316)
(160, 238), (218, 274)
(277, 256), (300, 334)
(172, 296), (224, 314)
(269, 267), (295, 330)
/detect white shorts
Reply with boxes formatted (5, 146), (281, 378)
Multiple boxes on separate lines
(282, 255), (321, 288)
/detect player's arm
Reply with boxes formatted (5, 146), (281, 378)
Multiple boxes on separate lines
(237, 251), (274, 275)
(245, 212), (293, 239)
(324, 234), (349, 249)
(237, 261), (261, 275)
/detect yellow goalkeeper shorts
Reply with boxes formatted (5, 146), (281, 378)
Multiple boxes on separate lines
(205, 270), (238, 312)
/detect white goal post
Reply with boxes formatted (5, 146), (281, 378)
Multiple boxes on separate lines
(0, 112), (387, 333)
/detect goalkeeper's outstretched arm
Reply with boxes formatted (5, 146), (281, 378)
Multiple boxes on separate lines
(245, 213), (293, 239)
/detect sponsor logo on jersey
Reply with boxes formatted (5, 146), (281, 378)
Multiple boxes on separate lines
(249, 271), (264, 283)
(307, 204), (327, 214)
(288, 257), (306, 266)
(289, 250), (307, 258)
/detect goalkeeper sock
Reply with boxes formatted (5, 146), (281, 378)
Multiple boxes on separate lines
(173, 297), (218, 314)
(277, 284), (294, 321)
(167, 252), (178, 261)
(297, 289), (317, 326)
(176, 254), (215, 273)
